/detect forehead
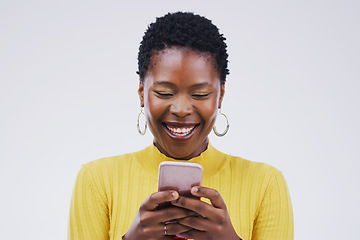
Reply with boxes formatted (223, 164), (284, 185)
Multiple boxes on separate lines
(152, 47), (213, 62)
(146, 47), (219, 81)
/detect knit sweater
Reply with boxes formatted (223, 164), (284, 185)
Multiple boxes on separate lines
(68, 143), (293, 240)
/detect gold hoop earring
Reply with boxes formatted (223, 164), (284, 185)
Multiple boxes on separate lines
(137, 108), (147, 135)
(213, 109), (229, 137)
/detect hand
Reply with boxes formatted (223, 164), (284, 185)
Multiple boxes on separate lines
(171, 186), (240, 240)
(123, 190), (196, 240)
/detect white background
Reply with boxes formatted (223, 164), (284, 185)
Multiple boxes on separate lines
(1, 0), (359, 239)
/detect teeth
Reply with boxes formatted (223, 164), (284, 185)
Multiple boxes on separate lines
(166, 125), (195, 136)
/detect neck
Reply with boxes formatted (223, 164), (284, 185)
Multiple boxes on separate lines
(153, 139), (209, 160)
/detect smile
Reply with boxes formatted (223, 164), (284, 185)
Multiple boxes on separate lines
(167, 126), (196, 136)
(163, 123), (199, 140)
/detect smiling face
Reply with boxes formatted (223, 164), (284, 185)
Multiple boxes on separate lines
(138, 47), (225, 159)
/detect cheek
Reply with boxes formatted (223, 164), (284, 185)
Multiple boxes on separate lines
(144, 93), (166, 123)
(196, 99), (219, 124)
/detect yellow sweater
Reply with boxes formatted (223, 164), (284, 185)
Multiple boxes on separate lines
(68, 144), (293, 240)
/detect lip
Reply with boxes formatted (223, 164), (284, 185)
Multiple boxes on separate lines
(162, 122), (200, 141)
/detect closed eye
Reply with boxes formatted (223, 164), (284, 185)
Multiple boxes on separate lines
(154, 91), (173, 98)
(192, 93), (211, 99)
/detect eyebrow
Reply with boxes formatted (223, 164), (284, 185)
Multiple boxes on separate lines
(191, 82), (210, 87)
(154, 81), (210, 87)
(154, 81), (176, 86)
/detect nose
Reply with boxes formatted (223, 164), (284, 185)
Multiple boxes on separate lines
(169, 96), (193, 118)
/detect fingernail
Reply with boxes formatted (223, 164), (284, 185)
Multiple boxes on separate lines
(192, 187), (199, 193)
(171, 191), (179, 198)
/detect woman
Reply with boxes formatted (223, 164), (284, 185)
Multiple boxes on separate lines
(68, 12), (293, 240)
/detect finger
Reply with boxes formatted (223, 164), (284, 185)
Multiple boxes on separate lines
(176, 228), (204, 240)
(177, 216), (212, 231)
(164, 222), (193, 236)
(151, 207), (197, 223)
(133, 220), (190, 239)
(191, 186), (226, 209)
(171, 196), (216, 219)
(142, 191), (179, 211)
(159, 236), (183, 240)
(138, 205), (197, 228)
(140, 206), (195, 226)
(148, 222), (192, 238)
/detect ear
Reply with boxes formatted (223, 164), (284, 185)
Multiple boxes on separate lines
(138, 80), (144, 107)
(218, 84), (225, 109)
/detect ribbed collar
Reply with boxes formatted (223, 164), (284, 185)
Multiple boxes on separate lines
(135, 141), (228, 180)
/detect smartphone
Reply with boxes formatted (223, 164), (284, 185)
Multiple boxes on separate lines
(158, 161), (203, 239)
(158, 161), (203, 205)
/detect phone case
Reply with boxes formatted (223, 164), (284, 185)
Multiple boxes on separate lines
(158, 161), (203, 239)
(158, 161), (203, 197)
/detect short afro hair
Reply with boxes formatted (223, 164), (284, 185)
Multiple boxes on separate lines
(137, 12), (229, 85)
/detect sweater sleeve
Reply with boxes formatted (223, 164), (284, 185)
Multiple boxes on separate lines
(68, 165), (110, 240)
(252, 172), (294, 240)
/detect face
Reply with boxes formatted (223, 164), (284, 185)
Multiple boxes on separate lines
(138, 47), (225, 159)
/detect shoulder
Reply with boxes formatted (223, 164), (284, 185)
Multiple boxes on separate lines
(73, 149), (147, 198)
(224, 153), (290, 204)
(218, 149), (282, 178)
(84, 152), (134, 169)
(79, 149), (145, 181)
(237, 156), (281, 177)
(218, 151), (285, 191)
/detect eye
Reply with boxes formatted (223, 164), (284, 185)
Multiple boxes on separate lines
(154, 91), (173, 98)
(191, 93), (211, 99)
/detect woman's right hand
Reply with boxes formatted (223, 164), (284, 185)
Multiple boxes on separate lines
(123, 191), (195, 240)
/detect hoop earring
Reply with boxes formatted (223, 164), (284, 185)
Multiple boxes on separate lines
(213, 109), (229, 137)
(137, 108), (147, 135)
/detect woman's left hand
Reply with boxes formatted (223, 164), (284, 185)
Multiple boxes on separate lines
(171, 186), (241, 240)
